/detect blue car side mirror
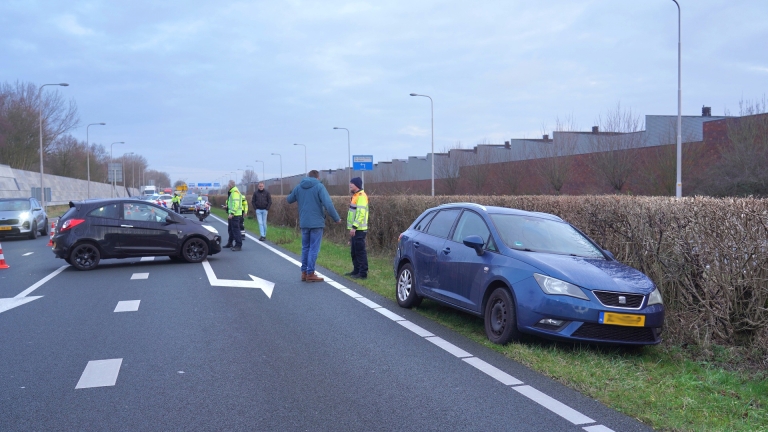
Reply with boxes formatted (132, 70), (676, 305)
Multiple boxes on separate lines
(463, 235), (485, 256)
(603, 249), (615, 260)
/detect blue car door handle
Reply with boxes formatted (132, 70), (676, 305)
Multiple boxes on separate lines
(413, 242), (420, 248)
(442, 247), (451, 254)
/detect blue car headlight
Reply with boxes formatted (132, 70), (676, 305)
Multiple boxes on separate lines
(647, 287), (663, 306)
(533, 273), (589, 301)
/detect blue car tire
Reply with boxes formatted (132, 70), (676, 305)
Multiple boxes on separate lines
(484, 287), (521, 344)
(396, 263), (423, 308)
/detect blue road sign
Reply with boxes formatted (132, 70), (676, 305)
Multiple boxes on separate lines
(198, 182), (212, 187)
(353, 155), (373, 171)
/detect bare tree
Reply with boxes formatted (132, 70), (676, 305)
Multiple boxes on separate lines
(241, 169), (258, 193)
(588, 103), (646, 192)
(529, 116), (579, 193)
(47, 134), (84, 178)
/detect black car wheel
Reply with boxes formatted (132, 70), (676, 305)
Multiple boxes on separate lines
(28, 221), (38, 239)
(182, 237), (208, 263)
(484, 287), (521, 344)
(69, 243), (101, 271)
(40, 218), (48, 235)
(396, 263), (423, 308)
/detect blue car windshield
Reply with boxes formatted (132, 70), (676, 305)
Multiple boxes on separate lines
(489, 214), (604, 258)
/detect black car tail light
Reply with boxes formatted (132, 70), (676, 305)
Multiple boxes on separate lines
(60, 218), (85, 232)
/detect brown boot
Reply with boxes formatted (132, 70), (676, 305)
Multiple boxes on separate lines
(305, 272), (324, 282)
(301, 271), (307, 282)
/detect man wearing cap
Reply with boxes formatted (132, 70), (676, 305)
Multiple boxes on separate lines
(345, 177), (369, 279)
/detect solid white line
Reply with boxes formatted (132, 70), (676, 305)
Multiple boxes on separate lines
(114, 300), (141, 313)
(425, 336), (473, 358)
(75, 359), (123, 389)
(326, 280), (347, 290)
(397, 320), (434, 337)
(463, 357), (523, 386)
(356, 297), (381, 309)
(14, 265), (69, 299)
(583, 425), (615, 432)
(375, 308), (405, 321)
(512, 385), (595, 425)
(339, 288), (363, 299)
(130, 273), (149, 280)
(140, 257), (154, 262)
(209, 214), (302, 266)
(23, 252), (34, 256)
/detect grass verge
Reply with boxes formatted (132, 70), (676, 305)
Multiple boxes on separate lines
(213, 209), (768, 431)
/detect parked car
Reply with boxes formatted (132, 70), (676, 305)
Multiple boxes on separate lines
(156, 194), (173, 208)
(393, 203), (664, 346)
(52, 198), (222, 270)
(0, 197), (49, 239)
(179, 194), (198, 214)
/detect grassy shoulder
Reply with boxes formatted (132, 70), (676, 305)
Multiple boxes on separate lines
(215, 209), (767, 432)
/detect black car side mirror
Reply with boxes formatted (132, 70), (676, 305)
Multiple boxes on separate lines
(603, 249), (615, 260)
(165, 216), (177, 224)
(463, 235), (485, 256)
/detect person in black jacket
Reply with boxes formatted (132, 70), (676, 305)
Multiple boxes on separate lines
(251, 182), (272, 241)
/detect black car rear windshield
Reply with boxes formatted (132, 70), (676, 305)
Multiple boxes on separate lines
(181, 196), (197, 204)
(489, 214), (604, 258)
(0, 200), (30, 211)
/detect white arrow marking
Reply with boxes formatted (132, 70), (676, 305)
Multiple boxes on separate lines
(0, 296), (43, 314)
(201, 260), (274, 298)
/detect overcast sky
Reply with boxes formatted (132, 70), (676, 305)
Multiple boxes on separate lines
(2, 0), (767, 184)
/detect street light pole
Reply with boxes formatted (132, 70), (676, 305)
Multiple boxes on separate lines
(38, 83), (69, 209)
(410, 93), (434, 196)
(672, 0), (682, 199)
(271, 153), (283, 195)
(86, 122), (106, 199)
(254, 160), (265, 183)
(333, 127), (351, 186)
(110, 141), (124, 197)
(293, 143), (307, 176)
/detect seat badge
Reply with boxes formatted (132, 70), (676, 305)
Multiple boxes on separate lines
(618, 295), (626, 305)
(484, 267), (489, 273)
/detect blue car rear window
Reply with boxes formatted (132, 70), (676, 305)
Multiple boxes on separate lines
(489, 214), (604, 258)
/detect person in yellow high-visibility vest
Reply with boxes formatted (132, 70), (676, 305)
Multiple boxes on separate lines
(345, 177), (368, 279)
(225, 180), (243, 251)
(171, 193), (181, 213)
(240, 193), (248, 242)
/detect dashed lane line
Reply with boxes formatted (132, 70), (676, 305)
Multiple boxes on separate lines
(207, 213), (617, 431)
(114, 300), (141, 313)
(75, 359), (123, 389)
(130, 273), (149, 280)
(140, 257), (155, 262)
(23, 252), (34, 256)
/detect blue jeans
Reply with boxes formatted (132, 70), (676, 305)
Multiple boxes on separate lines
(301, 228), (324, 274)
(256, 209), (268, 237)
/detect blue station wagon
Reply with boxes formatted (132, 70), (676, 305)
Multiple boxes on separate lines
(393, 203), (664, 346)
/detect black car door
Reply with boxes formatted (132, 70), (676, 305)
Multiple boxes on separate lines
(84, 203), (123, 256)
(118, 202), (181, 255)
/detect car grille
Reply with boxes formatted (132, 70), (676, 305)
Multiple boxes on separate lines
(0, 219), (19, 225)
(593, 290), (644, 309)
(572, 323), (658, 343)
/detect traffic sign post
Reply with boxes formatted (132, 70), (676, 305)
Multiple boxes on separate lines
(352, 155), (373, 187)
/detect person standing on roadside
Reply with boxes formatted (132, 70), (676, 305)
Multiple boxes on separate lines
(286, 170), (341, 282)
(251, 182), (272, 241)
(224, 180), (243, 251)
(345, 177), (369, 279)
(171, 193), (181, 213)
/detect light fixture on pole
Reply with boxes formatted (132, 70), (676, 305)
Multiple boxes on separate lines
(333, 127), (351, 186)
(38, 83), (69, 209)
(293, 143), (307, 176)
(672, 0), (682, 199)
(110, 141), (125, 197)
(86, 122), (105, 199)
(271, 153), (283, 195)
(254, 160), (265, 183)
(410, 93), (434, 196)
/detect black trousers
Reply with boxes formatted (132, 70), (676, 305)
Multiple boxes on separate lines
(227, 216), (243, 247)
(172, 203), (179, 213)
(350, 230), (368, 276)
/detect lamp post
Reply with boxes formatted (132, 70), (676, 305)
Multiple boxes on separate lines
(293, 143), (307, 176)
(410, 93), (434, 196)
(333, 127), (351, 186)
(254, 160), (265, 183)
(110, 141), (124, 197)
(38, 83), (69, 209)
(86, 122), (105, 198)
(672, 0), (682, 199)
(271, 153), (283, 195)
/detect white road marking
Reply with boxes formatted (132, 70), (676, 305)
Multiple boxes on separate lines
(22, 252), (34, 256)
(114, 300), (141, 312)
(326, 280), (347, 290)
(463, 357), (523, 386)
(583, 425), (615, 432)
(375, 307), (405, 321)
(339, 288), (363, 299)
(75, 359), (123, 389)
(0, 296), (43, 314)
(131, 273), (149, 280)
(397, 320), (434, 337)
(425, 336), (473, 358)
(210, 214), (301, 266)
(14, 265), (69, 298)
(201, 259), (274, 298)
(140, 257), (154, 262)
(512, 385), (595, 425)
(356, 297), (381, 309)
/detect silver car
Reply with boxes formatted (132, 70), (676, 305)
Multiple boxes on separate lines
(0, 198), (49, 239)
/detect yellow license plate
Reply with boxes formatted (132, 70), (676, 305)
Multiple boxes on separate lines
(600, 312), (645, 327)
(0, 226), (11, 231)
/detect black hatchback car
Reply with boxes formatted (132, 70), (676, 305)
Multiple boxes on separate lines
(52, 198), (222, 270)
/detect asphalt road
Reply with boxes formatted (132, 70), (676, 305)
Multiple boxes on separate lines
(0, 214), (654, 432)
